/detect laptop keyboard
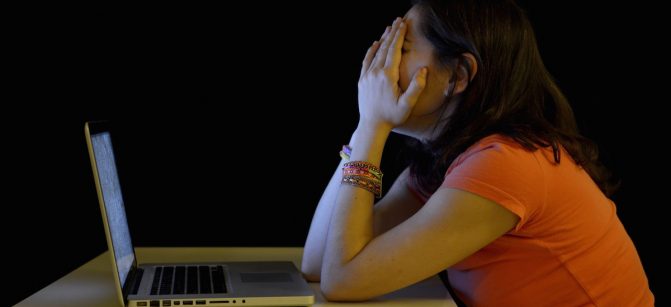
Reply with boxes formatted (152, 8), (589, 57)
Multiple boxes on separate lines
(150, 265), (227, 295)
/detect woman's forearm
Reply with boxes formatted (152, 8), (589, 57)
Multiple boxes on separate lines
(321, 123), (391, 289)
(301, 131), (359, 281)
(301, 158), (346, 281)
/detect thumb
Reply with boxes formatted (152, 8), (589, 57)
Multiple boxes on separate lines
(399, 67), (428, 110)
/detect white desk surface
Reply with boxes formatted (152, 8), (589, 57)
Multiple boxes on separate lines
(17, 247), (455, 307)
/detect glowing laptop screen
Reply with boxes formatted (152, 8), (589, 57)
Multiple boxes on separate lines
(91, 131), (135, 287)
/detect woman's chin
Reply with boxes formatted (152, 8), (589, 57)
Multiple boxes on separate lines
(392, 126), (418, 139)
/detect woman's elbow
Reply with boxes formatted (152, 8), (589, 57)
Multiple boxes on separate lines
(300, 260), (321, 282)
(320, 277), (372, 302)
(301, 270), (320, 282)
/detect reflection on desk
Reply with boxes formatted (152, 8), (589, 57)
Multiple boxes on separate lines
(16, 247), (455, 307)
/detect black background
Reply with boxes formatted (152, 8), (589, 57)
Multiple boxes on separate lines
(7, 1), (665, 305)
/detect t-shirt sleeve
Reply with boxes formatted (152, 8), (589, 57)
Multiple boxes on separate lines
(440, 140), (546, 232)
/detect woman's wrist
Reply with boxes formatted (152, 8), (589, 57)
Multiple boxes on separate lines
(356, 121), (393, 137)
(348, 122), (390, 166)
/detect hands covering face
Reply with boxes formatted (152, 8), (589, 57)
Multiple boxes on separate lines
(357, 17), (428, 131)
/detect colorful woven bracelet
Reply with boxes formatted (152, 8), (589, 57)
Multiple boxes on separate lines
(342, 174), (382, 198)
(343, 167), (381, 181)
(343, 161), (383, 180)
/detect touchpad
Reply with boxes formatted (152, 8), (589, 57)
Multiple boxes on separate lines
(240, 272), (293, 283)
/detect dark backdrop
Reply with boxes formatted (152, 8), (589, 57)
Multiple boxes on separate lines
(7, 1), (665, 305)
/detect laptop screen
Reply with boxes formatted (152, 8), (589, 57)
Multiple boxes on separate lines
(90, 131), (135, 287)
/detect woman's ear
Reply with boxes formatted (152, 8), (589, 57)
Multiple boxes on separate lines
(444, 53), (478, 96)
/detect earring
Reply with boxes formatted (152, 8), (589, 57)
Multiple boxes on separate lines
(444, 82), (455, 97)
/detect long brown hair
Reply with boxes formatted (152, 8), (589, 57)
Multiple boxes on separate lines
(408, 0), (618, 196)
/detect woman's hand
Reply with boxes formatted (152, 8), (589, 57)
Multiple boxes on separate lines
(357, 17), (428, 132)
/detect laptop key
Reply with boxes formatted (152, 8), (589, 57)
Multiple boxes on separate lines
(173, 266), (186, 294)
(187, 266), (198, 294)
(211, 266), (227, 293)
(151, 267), (163, 295)
(159, 266), (174, 295)
(199, 266), (212, 294)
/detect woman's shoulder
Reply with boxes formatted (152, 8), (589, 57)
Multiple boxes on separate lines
(470, 134), (525, 150)
(454, 134), (531, 165)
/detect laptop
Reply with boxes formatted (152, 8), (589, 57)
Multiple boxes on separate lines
(85, 121), (314, 307)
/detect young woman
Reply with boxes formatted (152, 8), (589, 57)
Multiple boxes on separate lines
(302, 0), (654, 306)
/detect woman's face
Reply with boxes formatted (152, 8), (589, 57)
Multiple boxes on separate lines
(395, 6), (455, 139)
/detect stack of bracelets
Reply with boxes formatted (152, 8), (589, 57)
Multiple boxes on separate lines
(339, 145), (383, 198)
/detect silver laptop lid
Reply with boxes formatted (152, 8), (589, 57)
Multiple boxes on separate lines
(85, 121), (138, 306)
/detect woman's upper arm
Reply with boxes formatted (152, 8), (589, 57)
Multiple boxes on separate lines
(324, 187), (520, 301)
(373, 167), (424, 236)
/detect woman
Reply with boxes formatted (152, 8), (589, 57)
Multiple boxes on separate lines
(301, 0), (654, 306)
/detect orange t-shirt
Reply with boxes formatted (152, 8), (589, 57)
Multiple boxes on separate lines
(410, 134), (653, 306)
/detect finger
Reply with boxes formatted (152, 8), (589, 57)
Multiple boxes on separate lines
(399, 67), (428, 110)
(360, 41), (380, 79)
(380, 25), (391, 40)
(385, 19), (407, 74)
(372, 18), (402, 70)
(372, 18), (400, 69)
(368, 26), (391, 72)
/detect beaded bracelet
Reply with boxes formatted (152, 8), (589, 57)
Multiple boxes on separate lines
(343, 161), (383, 180)
(342, 174), (382, 198)
(343, 167), (380, 181)
(342, 160), (383, 198)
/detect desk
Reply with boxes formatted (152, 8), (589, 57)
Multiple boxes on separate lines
(17, 247), (455, 306)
